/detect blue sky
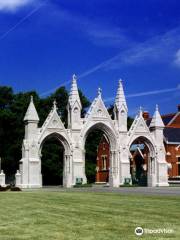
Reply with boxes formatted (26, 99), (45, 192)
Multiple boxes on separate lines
(0, 0), (180, 116)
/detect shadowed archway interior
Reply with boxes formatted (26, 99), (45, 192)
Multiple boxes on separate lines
(41, 137), (64, 186)
(129, 136), (155, 186)
(85, 129), (104, 183)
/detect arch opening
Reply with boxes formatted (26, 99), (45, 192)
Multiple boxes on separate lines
(129, 136), (155, 186)
(39, 133), (70, 186)
(84, 122), (116, 184)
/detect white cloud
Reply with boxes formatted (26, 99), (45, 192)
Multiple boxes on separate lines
(174, 49), (180, 67)
(0, 0), (35, 12)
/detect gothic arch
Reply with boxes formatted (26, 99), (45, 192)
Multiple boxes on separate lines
(128, 135), (156, 158)
(80, 121), (118, 151)
(128, 135), (156, 187)
(38, 131), (72, 187)
(39, 132), (72, 156)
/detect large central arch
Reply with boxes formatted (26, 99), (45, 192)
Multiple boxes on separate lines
(81, 122), (117, 150)
(80, 121), (119, 186)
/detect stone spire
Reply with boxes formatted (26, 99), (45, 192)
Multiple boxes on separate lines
(150, 104), (164, 128)
(68, 74), (82, 108)
(139, 106), (143, 117)
(115, 79), (127, 110)
(24, 96), (39, 122)
(97, 87), (102, 98)
(52, 99), (57, 111)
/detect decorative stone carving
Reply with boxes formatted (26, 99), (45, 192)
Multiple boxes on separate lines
(16, 75), (169, 188)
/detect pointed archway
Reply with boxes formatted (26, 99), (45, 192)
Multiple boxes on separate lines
(129, 136), (155, 186)
(39, 132), (72, 187)
(41, 136), (64, 186)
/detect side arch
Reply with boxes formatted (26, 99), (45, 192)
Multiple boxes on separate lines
(128, 135), (157, 187)
(38, 131), (72, 157)
(128, 135), (156, 157)
(38, 131), (73, 187)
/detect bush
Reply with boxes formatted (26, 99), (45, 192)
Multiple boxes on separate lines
(10, 187), (22, 191)
(0, 185), (21, 191)
(0, 185), (11, 191)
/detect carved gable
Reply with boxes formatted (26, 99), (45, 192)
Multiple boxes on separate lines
(46, 110), (65, 129)
(129, 115), (150, 135)
(86, 97), (111, 120)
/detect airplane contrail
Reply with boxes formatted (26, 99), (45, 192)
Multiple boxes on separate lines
(78, 53), (122, 79)
(0, 0), (48, 40)
(39, 53), (122, 96)
(40, 80), (71, 97)
(104, 85), (180, 103)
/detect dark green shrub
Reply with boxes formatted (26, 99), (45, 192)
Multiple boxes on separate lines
(10, 187), (22, 191)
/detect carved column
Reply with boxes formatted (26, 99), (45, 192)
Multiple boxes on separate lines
(109, 150), (119, 187)
(119, 145), (131, 186)
(63, 154), (73, 188)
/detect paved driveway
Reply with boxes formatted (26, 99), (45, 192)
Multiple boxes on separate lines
(24, 186), (180, 196)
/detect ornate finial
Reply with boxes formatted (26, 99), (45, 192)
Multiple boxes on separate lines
(72, 74), (77, 81)
(156, 104), (159, 111)
(139, 106), (143, 116)
(98, 87), (102, 97)
(53, 99), (57, 110)
(119, 78), (123, 84)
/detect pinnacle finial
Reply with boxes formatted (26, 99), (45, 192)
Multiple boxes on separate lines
(68, 73), (82, 109)
(53, 99), (57, 110)
(150, 104), (164, 128)
(24, 95), (39, 122)
(156, 104), (159, 111)
(72, 74), (77, 81)
(139, 106), (143, 116)
(98, 87), (102, 97)
(114, 78), (127, 111)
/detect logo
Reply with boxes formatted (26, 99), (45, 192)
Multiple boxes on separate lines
(135, 227), (144, 236)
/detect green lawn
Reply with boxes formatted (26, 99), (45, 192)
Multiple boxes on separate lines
(0, 191), (179, 240)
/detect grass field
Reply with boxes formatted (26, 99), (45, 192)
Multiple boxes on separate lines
(0, 191), (179, 240)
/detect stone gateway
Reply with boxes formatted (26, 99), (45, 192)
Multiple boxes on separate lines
(15, 75), (169, 188)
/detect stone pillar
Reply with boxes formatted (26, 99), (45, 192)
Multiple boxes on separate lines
(19, 140), (42, 188)
(119, 146), (131, 186)
(15, 170), (22, 187)
(156, 147), (169, 187)
(109, 151), (119, 187)
(0, 170), (5, 187)
(72, 148), (87, 185)
(63, 154), (73, 188)
(147, 156), (156, 187)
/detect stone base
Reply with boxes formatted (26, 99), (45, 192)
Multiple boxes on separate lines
(156, 182), (169, 187)
(19, 184), (42, 188)
(0, 171), (6, 187)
